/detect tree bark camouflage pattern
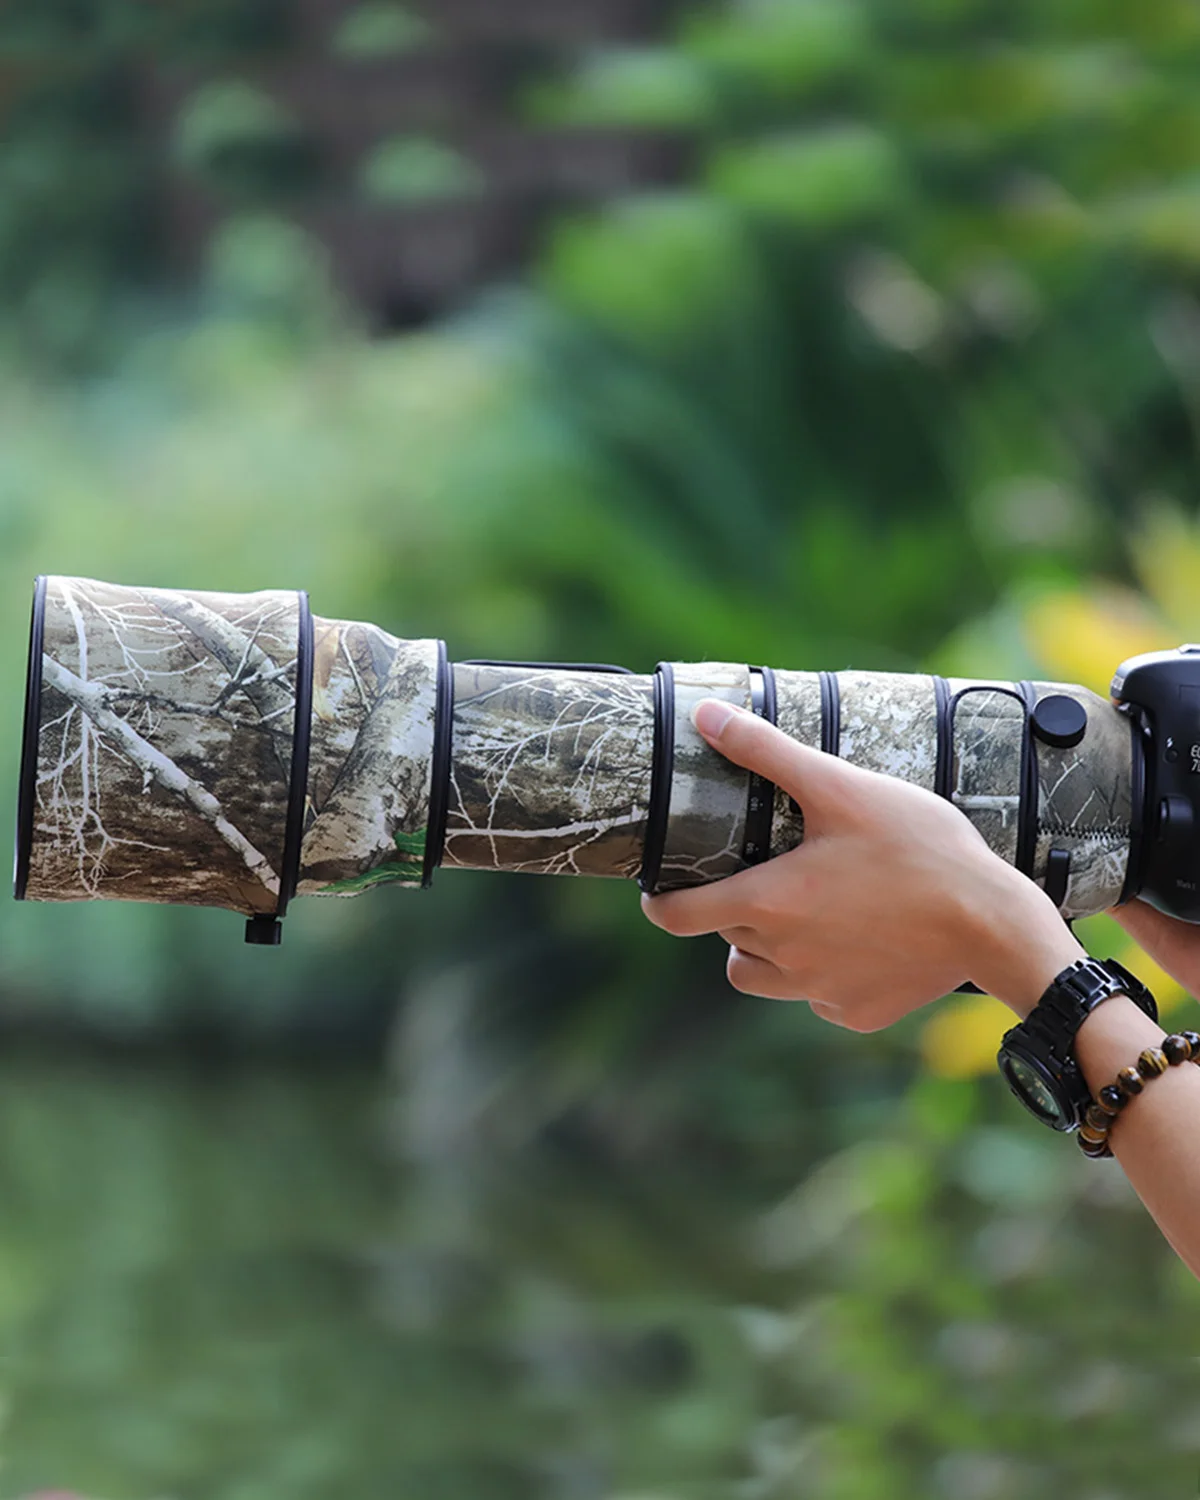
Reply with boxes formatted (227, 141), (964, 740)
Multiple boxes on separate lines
(443, 664), (654, 878)
(23, 577), (438, 913)
(656, 661), (753, 891)
(19, 578), (1135, 925)
(299, 621), (438, 896)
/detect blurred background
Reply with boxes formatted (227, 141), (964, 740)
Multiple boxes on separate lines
(1, 0), (1200, 1494)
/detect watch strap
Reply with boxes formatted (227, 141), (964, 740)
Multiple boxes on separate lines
(997, 956), (1159, 1132)
(1046, 956), (1158, 1028)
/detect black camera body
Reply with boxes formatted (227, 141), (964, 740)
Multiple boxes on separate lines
(1112, 645), (1200, 921)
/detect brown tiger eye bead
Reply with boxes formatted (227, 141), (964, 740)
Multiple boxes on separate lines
(1098, 1084), (1127, 1112)
(1078, 1123), (1110, 1146)
(1079, 1134), (1113, 1158)
(1085, 1103), (1114, 1132)
(1163, 1034), (1192, 1065)
(1137, 1047), (1169, 1078)
(1116, 1066), (1145, 1096)
(1181, 1031), (1200, 1059)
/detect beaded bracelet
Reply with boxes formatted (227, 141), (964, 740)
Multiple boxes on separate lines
(1078, 1029), (1200, 1158)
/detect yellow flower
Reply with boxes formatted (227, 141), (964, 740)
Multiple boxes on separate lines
(1129, 497), (1200, 636)
(1103, 934), (1192, 1021)
(921, 992), (1013, 1079)
(1020, 585), (1166, 696)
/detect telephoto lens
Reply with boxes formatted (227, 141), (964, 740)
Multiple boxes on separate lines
(13, 574), (1165, 947)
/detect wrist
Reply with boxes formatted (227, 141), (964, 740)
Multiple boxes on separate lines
(963, 862), (1087, 1018)
(1073, 993), (1167, 1097)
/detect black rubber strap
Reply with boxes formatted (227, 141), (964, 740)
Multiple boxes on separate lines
(819, 670), (840, 756)
(761, 663), (777, 727)
(1044, 848), (1071, 907)
(1117, 706), (1148, 907)
(422, 640), (454, 889)
(1015, 679), (1039, 879)
(246, 590), (314, 945)
(742, 667), (777, 866)
(950, 679), (1040, 993)
(933, 674), (952, 802)
(13, 574), (48, 902)
(638, 662), (675, 895)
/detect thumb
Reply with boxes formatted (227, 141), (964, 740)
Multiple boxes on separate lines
(691, 698), (859, 822)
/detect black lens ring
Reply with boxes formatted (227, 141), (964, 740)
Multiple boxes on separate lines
(761, 663), (777, 728)
(13, 574), (47, 902)
(1117, 706), (1149, 907)
(638, 662), (675, 895)
(1015, 680), (1040, 880)
(933, 674), (952, 802)
(272, 589), (314, 920)
(422, 639), (454, 889)
(741, 666), (777, 867)
(819, 670), (840, 756)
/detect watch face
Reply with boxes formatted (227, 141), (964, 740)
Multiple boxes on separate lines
(1000, 1052), (1073, 1128)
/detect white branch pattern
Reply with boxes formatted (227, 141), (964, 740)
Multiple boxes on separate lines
(41, 655), (280, 896)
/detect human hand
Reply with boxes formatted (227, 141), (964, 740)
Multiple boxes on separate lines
(641, 699), (1085, 1028)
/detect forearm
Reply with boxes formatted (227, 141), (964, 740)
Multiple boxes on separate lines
(1071, 997), (1200, 1279)
(982, 881), (1200, 1280)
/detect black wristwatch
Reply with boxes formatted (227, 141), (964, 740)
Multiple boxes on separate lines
(996, 957), (1158, 1132)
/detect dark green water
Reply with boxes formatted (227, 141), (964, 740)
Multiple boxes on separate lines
(0, 1054), (1195, 1499)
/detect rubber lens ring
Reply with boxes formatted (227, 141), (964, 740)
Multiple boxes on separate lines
(638, 662), (675, 895)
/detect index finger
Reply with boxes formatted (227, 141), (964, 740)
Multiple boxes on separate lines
(690, 700), (859, 829)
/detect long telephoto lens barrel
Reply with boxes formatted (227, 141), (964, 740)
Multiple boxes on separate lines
(13, 575), (1198, 946)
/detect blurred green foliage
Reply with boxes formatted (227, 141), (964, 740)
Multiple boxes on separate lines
(175, 81), (319, 199)
(0, 0), (1199, 1490)
(0, 1056), (1195, 1498)
(332, 2), (433, 59)
(358, 135), (485, 201)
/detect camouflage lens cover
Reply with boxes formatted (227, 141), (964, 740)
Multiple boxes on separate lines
(443, 663), (655, 878)
(15, 579), (1136, 927)
(23, 576), (303, 915)
(19, 577), (441, 915)
(653, 661), (754, 892)
(298, 619), (440, 897)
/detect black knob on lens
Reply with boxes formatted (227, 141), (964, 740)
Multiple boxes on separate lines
(1030, 694), (1088, 749)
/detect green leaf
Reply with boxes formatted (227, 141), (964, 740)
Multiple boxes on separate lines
(317, 828), (427, 894)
